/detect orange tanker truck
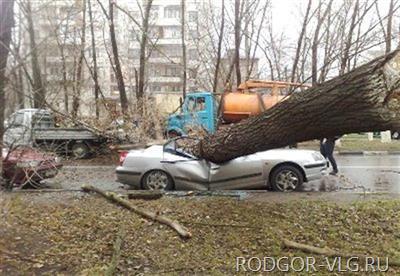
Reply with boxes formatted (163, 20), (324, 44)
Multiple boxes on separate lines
(166, 80), (311, 136)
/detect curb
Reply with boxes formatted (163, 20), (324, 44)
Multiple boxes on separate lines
(336, 151), (400, 155)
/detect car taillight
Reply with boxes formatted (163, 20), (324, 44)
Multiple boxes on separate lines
(119, 151), (128, 166)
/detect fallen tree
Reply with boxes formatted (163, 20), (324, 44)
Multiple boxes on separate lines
(81, 185), (192, 239)
(190, 49), (400, 163)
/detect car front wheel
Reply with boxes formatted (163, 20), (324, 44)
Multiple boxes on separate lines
(270, 165), (303, 192)
(142, 170), (173, 191)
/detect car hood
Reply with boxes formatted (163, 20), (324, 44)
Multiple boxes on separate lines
(2, 147), (56, 162)
(256, 148), (320, 160)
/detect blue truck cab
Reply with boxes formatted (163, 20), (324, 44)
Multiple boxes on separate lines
(166, 92), (218, 136)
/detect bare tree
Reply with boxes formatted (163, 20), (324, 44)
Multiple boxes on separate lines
(97, 0), (129, 118)
(72, 0), (87, 119)
(22, 0), (46, 108)
(386, 0), (395, 53)
(290, 0), (312, 84)
(181, 0), (187, 98)
(88, 0), (101, 119)
(311, 0), (333, 85)
(137, 0), (153, 101)
(0, 0), (15, 188)
(339, 0), (359, 76)
(212, 0), (225, 93)
(234, 0), (241, 85)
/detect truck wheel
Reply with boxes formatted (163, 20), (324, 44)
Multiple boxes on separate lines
(71, 142), (90, 159)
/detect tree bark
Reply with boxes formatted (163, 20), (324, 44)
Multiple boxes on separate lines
(191, 50), (400, 163)
(25, 0), (46, 108)
(137, 0), (153, 100)
(0, 0), (15, 187)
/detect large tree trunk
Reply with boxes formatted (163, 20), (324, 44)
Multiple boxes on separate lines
(25, 0), (46, 108)
(72, 0), (87, 120)
(0, 0), (15, 188)
(108, 0), (129, 118)
(88, 0), (100, 119)
(180, 0), (187, 99)
(137, 0), (153, 100)
(191, 50), (400, 163)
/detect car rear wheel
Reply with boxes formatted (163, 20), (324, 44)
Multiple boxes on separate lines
(270, 165), (303, 192)
(143, 170), (173, 191)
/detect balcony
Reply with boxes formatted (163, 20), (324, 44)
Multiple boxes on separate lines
(149, 76), (181, 83)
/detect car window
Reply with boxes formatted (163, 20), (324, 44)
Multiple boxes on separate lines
(32, 113), (54, 129)
(187, 97), (196, 112)
(9, 113), (24, 127)
(195, 97), (205, 111)
(163, 138), (198, 160)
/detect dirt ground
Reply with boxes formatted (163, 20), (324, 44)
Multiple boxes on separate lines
(1, 192), (400, 275)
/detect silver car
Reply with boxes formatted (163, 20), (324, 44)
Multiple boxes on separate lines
(116, 137), (327, 192)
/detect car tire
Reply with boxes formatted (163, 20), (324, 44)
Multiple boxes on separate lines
(270, 165), (303, 192)
(71, 142), (90, 159)
(142, 170), (173, 191)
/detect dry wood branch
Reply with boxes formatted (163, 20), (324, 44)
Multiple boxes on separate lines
(282, 239), (400, 267)
(127, 191), (163, 200)
(105, 227), (125, 276)
(81, 185), (192, 239)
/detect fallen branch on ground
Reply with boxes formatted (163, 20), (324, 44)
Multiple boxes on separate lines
(105, 227), (125, 276)
(127, 191), (163, 200)
(81, 185), (191, 239)
(282, 238), (400, 267)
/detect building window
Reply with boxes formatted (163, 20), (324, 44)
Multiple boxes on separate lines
(164, 26), (181, 39)
(188, 49), (198, 60)
(164, 6), (180, 18)
(165, 66), (180, 77)
(188, 11), (197, 22)
(150, 6), (159, 19)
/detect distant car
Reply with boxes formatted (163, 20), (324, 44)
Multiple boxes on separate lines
(2, 147), (62, 187)
(116, 137), (327, 192)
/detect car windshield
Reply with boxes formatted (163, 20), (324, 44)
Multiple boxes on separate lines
(163, 137), (198, 159)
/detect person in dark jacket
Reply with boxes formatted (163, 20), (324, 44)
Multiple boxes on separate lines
(320, 136), (341, 175)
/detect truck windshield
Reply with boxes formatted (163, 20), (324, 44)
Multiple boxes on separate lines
(32, 113), (54, 129)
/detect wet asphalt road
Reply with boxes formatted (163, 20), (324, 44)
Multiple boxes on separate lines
(55, 155), (400, 193)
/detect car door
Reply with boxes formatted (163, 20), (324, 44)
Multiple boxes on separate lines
(161, 148), (210, 190)
(209, 153), (265, 190)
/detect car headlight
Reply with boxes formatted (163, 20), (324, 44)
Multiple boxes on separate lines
(16, 160), (41, 168)
(311, 152), (325, 161)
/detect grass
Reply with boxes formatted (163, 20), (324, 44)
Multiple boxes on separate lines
(1, 192), (400, 274)
(298, 134), (400, 152)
